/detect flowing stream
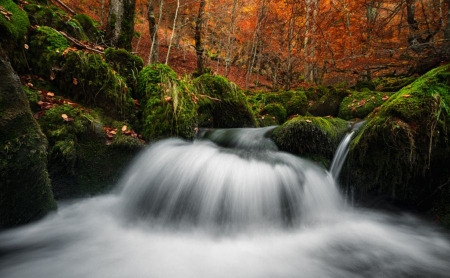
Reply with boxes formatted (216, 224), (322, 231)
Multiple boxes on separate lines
(1, 126), (450, 278)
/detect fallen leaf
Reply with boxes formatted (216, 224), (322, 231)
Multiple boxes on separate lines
(110, 130), (117, 135)
(122, 125), (127, 132)
(73, 78), (78, 85)
(165, 96), (172, 103)
(47, 92), (54, 97)
(61, 114), (68, 120)
(382, 95), (389, 101)
(305, 119), (312, 123)
(402, 94), (411, 98)
(24, 44), (29, 49)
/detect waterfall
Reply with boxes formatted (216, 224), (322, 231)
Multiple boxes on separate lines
(1, 126), (450, 278)
(329, 121), (365, 179)
(119, 127), (342, 229)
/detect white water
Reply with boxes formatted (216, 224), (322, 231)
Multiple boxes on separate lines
(1, 127), (450, 278)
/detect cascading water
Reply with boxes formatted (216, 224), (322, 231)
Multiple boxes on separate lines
(1, 127), (450, 278)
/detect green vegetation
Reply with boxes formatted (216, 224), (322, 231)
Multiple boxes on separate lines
(105, 47), (143, 95)
(0, 0), (30, 70)
(38, 103), (143, 198)
(195, 73), (256, 128)
(346, 64), (450, 209)
(308, 88), (349, 117)
(137, 64), (198, 140)
(28, 26), (69, 78)
(60, 50), (136, 121)
(271, 116), (349, 167)
(338, 91), (392, 120)
(0, 55), (56, 229)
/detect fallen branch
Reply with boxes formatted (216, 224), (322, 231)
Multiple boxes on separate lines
(198, 94), (221, 102)
(58, 31), (104, 54)
(51, 0), (76, 15)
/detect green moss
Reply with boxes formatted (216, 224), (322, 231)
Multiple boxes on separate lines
(345, 64), (450, 207)
(37, 102), (142, 198)
(28, 26), (69, 77)
(0, 55), (56, 228)
(338, 91), (393, 120)
(72, 14), (102, 42)
(59, 50), (136, 121)
(271, 116), (349, 167)
(373, 76), (417, 92)
(195, 73), (256, 128)
(260, 103), (286, 125)
(308, 88), (349, 117)
(0, 0), (30, 70)
(104, 47), (143, 95)
(137, 64), (198, 140)
(24, 4), (68, 31)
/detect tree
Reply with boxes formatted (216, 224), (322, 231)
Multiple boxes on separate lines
(195, 0), (206, 75)
(106, 0), (137, 51)
(147, 0), (163, 64)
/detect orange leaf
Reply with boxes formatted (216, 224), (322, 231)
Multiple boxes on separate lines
(122, 125), (127, 132)
(402, 94), (411, 98)
(47, 92), (54, 97)
(61, 114), (68, 120)
(382, 95), (389, 101)
(73, 78), (78, 85)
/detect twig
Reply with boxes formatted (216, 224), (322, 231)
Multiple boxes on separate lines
(198, 94), (221, 102)
(51, 0), (76, 15)
(58, 31), (104, 54)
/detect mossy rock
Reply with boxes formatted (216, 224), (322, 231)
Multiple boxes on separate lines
(355, 80), (376, 91)
(24, 4), (91, 42)
(373, 76), (417, 92)
(308, 88), (349, 117)
(72, 14), (102, 42)
(0, 54), (56, 229)
(137, 64), (198, 140)
(195, 73), (256, 128)
(345, 64), (450, 209)
(59, 50), (136, 121)
(248, 90), (308, 126)
(38, 103), (143, 198)
(0, 0), (30, 71)
(104, 47), (143, 95)
(338, 91), (393, 120)
(260, 103), (286, 125)
(28, 26), (69, 78)
(271, 116), (349, 167)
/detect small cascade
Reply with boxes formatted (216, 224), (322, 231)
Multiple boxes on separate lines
(1, 125), (450, 278)
(329, 121), (365, 179)
(119, 127), (342, 229)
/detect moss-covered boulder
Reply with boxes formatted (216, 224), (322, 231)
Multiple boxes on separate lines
(271, 116), (349, 167)
(0, 0), (30, 71)
(0, 53), (56, 229)
(104, 47), (143, 95)
(260, 103), (286, 125)
(59, 50), (136, 121)
(248, 90), (308, 126)
(308, 88), (349, 117)
(195, 73), (256, 128)
(137, 64), (198, 140)
(24, 4), (94, 42)
(345, 64), (450, 211)
(36, 101), (143, 199)
(338, 91), (393, 120)
(28, 26), (69, 78)
(373, 75), (417, 92)
(72, 14), (102, 42)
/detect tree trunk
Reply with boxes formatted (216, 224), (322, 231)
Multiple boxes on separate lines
(106, 0), (136, 51)
(147, 0), (160, 64)
(225, 0), (239, 76)
(195, 0), (206, 75)
(165, 0), (180, 65)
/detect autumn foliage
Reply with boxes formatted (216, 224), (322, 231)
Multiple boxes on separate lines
(52, 0), (450, 88)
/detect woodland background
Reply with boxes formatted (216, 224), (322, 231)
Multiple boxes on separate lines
(57, 0), (450, 89)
